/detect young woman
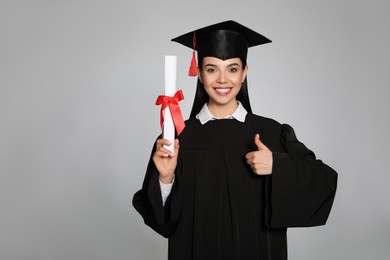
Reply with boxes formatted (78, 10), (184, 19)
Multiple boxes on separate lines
(133, 20), (337, 260)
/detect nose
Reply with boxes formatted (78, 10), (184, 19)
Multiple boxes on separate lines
(217, 71), (227, 84)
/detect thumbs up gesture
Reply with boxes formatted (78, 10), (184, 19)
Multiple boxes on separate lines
(245, 134), (273, 175)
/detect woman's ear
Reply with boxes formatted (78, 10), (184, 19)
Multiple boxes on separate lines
(242, 65), (248, 83)
(197, 66), (203, 83)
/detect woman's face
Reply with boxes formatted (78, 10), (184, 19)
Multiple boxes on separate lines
(199, 57), (248, 113)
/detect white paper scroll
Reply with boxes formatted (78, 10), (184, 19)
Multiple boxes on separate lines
(163, 56), (177, 153)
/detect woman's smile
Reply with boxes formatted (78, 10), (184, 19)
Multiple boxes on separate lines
(214, 87), (233, 96)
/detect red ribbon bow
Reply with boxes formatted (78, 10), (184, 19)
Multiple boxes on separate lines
(155, 90), (185, 135)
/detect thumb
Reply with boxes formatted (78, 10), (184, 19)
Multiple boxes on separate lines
(254, 134), (267, 151)
(174, 139), (180, 154)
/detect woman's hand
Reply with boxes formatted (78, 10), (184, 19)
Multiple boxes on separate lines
(245, 134), (273, 175)
(152, 138), (180, 184)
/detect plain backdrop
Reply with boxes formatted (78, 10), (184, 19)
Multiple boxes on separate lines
(1, 1), (389, 259)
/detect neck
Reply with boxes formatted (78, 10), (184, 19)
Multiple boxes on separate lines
(207, 101), (238, 118)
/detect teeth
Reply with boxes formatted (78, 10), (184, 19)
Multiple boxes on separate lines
(216, 88), (230, 93)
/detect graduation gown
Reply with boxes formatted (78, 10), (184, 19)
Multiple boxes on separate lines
(133, 114), (337, 260)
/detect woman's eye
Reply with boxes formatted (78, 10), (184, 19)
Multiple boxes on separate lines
(229, 67), (238, 73)
(206, 68), (215, 73)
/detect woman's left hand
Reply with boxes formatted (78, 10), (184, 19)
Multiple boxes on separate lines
(245, 134), (273, 175)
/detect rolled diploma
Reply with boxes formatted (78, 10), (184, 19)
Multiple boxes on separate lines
(163, 56), (177, 153)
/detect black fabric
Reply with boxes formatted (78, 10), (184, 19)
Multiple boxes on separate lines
(171, 20), (271, 49)
(197, 30), (248, 63)
(171, 20), (271, 63)
(133, 114), (337, 260)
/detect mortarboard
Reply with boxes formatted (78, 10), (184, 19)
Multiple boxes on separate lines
(171, 20), (271, 76)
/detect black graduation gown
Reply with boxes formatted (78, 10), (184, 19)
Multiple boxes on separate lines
(133, 114), (337, 260)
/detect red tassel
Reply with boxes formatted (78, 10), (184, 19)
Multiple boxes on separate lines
(188, 32), (197, 77)
(189, 50), (197, 76)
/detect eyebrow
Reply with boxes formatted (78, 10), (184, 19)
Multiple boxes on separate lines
(204, 63), (240, 67)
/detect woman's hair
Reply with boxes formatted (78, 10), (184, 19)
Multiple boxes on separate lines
(189, 59), (253, 118)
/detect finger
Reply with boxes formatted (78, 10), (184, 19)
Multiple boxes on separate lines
(246, 153), (256, 165)
(250, 165), (257, 173)
(155, 139), (173, 154)
(158, 146), (175, 157)
(245, 152), (254, 160)
(254, 134), (268, 151)
(156, 139), (172, 147)
(246, 159), (253, 166)
(154, 150), (171, 158)
(173, 139), (180, 154)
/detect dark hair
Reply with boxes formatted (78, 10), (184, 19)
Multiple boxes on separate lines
(189, 59), (253, 118)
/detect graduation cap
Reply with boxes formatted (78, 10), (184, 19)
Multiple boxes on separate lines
(171, 20), (271, 76)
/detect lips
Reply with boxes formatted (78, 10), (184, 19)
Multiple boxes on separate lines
(214, 87), (232, 96)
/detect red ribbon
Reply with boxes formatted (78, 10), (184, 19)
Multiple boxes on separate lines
(155, 90), (185, 135)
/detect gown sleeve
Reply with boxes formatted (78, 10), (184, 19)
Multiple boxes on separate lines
(265, 124), (338, 228)
(132, 143), (179, 238)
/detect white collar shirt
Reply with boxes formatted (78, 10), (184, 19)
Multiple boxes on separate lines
(196, 102), (248, 125)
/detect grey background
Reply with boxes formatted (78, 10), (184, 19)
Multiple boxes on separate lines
(1, 0), (389, 259)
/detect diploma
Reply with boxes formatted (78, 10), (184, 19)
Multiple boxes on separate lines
(163, 56), (177, 153)
(155, 56), (185, 153)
